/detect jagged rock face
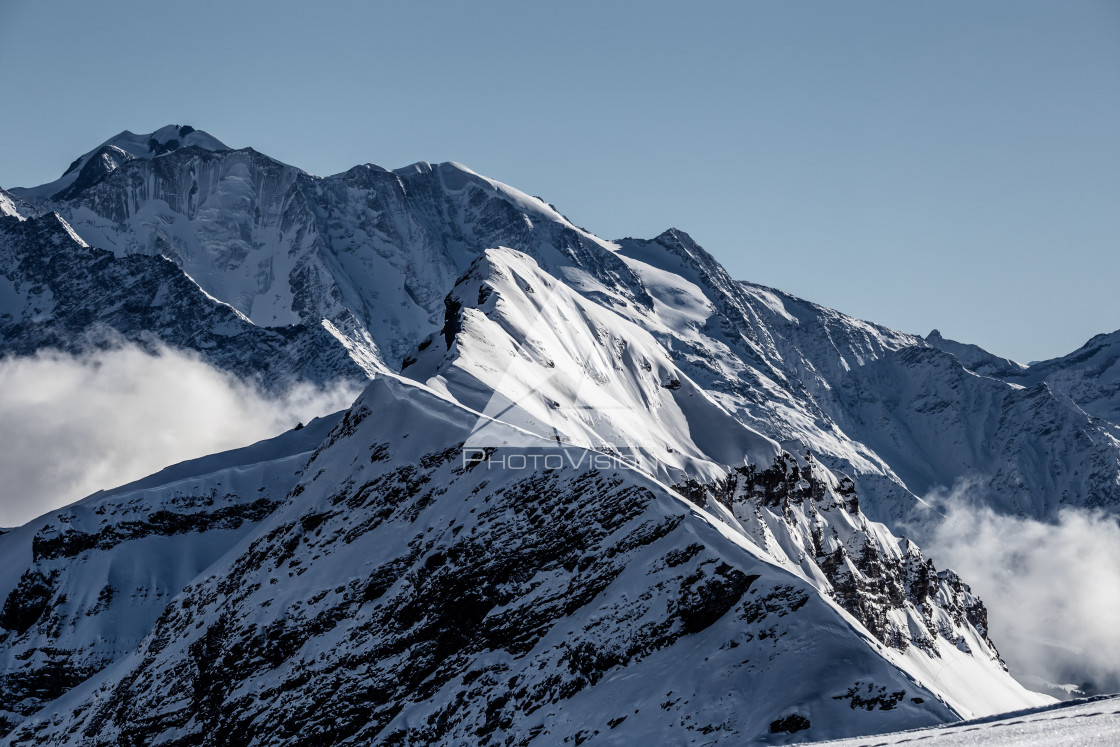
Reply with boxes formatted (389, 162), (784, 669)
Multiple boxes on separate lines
(0, 213), (364, 389)
(679, 452), (1002, 661)
(4, 377), (1044, 746)
(0, 415), (341, 734)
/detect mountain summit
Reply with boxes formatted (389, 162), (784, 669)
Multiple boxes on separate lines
(13, 125), (229, 204)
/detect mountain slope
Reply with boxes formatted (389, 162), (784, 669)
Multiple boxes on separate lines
(0, 413), (341, 734)
(400, 248), (1041, 709)
(833, 345), (1120, 516)
(0, 212), (364, 389)
(1014, 330), (1120, 428)
(812, 694), (1120, 746)
(4, 374), (1046, 745)
(927, 327), (1120, 430)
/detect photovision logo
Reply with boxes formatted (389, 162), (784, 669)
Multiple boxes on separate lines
(461, 448), (642, 472)
(457, 279), (651, 471)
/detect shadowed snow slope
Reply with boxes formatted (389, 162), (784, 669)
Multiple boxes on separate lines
(0, 212), (365, 389)
(1011, 329), (1120, 428)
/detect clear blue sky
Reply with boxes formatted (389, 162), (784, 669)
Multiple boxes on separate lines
(1, 0), (1117, 362)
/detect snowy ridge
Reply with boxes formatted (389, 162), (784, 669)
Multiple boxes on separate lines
(403, 246), (779, 485)
(611, 230), (925, 521)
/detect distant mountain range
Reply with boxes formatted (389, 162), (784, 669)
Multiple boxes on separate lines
(2, 125), (1116, 743)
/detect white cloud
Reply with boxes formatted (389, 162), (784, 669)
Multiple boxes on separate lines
(0, 344), (361, 527)
(922, 482), (1120, 695)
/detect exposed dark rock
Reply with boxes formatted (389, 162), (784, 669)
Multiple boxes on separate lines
(0, 570), (53, 635)
(442, 295), (464, 349)
(769, 713), (811, 733)
(31, 499), (279, 561)
(833, 682), (908, 711)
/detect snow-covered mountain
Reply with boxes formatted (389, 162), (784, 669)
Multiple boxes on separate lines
(1, 373), (1048, 744)
(1010, 331), (1120, 428)
(8, 125), (1119, 526)
(927, 328), (1120, 431)
(926, 328), (1120, 431)
(3, 124), (1118, 742)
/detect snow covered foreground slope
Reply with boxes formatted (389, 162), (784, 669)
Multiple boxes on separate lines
(3, 373), (1047, 745)
(811, 694), (1120, 746)
(8, 124), (1119, 526)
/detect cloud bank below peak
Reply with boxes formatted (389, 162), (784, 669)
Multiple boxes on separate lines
(0, 344), (360, 528)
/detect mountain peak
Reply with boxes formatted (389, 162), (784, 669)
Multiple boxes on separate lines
(99, 124), (229, 161)
(924, 328), (1027, 377)
(14, 125), (231, 202)
(654, 227), (698, 246)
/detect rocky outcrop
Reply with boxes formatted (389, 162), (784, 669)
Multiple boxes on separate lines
(681, 451), (1004, 662)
